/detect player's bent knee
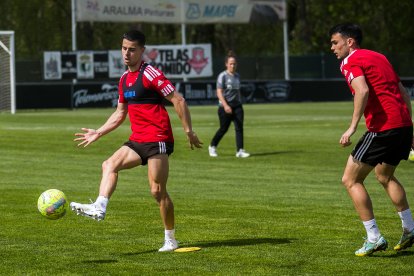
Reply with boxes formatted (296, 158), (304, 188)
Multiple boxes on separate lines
(102, 159), (117, 173)
(341, 175), (354, 189)
(150, 188), (159, 199)
(341, 175), (348, 186)
(375, 174), (391, 186)
(150, 186), (165, 201)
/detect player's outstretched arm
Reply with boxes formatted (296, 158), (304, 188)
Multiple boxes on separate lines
(166, 91), (203, 150)
(74, 103), (128, 147)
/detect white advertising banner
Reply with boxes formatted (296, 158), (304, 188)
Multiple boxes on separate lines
(44, 51), (62, 80)
(43, 45), (211, 80)
(77, 51), (94, 79)
(143, 44), (212, 79)
(76, 0), (286, 23)
(108, 50), (126, 78)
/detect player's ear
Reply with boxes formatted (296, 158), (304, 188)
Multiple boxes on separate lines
(347, 37), (356, 47)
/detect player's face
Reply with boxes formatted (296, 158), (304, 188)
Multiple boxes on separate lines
(122, 39), (145, 69)
(330, 33), (351, 59)
(226, 57), (237, 74)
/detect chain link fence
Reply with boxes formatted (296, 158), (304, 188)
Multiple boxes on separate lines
(15, 53), (414, 83)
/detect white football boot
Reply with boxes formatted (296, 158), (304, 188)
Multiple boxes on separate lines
(70, 201), (105, 221)
(236, 149), (250, 158)
(208, 145), (218, 157)
(158, 239), (179, 252)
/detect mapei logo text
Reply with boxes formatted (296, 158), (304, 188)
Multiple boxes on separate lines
(186, 3), (237, 19)
(186, 4), (201, 19)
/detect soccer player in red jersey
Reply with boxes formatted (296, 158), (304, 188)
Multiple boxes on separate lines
(330, 23), (414, 256)
(70, 30), (202, 252)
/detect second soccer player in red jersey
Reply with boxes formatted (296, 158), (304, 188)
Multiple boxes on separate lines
(330, 23), (414, 256)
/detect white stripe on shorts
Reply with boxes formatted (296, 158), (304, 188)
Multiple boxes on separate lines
(158, 142), (166, 154)
(354, 132), (377, 161)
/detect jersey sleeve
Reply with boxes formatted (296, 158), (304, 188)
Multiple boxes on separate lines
(342, 63), (364, 85)
(142, 65), (175, 97)
(216, 72), (225, 89)
(118, 72), (128, 103)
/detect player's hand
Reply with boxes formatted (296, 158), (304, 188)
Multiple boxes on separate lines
(339, 127), (355, 147)
(224, 105), (232, 114)
(74, 128), (101, 147)
(186, 131), (203, 150)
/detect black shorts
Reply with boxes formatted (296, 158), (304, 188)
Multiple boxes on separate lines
(123, 141), (174, 166)
(351, 126), (413, 166)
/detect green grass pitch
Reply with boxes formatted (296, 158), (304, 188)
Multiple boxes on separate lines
(1, 102), (414, 274)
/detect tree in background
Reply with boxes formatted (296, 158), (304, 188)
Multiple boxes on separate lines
(288, 0), (414, 55)
(1, 0), (413, 61)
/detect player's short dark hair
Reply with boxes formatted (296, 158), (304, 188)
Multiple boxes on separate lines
(123, 30), (146, 46)
(329, 23), (363, 46)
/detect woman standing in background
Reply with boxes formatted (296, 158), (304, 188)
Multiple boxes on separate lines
(208, 50), (250, 158)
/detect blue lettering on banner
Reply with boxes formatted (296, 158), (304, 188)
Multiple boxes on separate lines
(203, 5), (237, 18)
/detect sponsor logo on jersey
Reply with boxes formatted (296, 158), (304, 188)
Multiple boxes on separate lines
(124, 90), (136, 99)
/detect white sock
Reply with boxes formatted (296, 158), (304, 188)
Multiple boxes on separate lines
(95, 195), (109, 212)
(398, 209), (414, 233)
(363, 219), (381, 243)
(165, 229), (175, 241)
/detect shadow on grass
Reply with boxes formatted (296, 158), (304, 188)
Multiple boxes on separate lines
(217, 151), (300, 158)
(81, 259), (119, 264)
(250, 151), (300, 157)
(371, 250), (414, 258)
(122, 249), (158, 256)
(187, 237), (292, 248)
(120, 237), (293, 256)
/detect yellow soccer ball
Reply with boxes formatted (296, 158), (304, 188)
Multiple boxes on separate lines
(409, 150), (414, 162)
(37, 189), (68, 220)
(408, 149), (414, 162)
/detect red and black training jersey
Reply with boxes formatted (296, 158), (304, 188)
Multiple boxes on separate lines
(118, 62), (175, 143)
(340, 49), (412, 132)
